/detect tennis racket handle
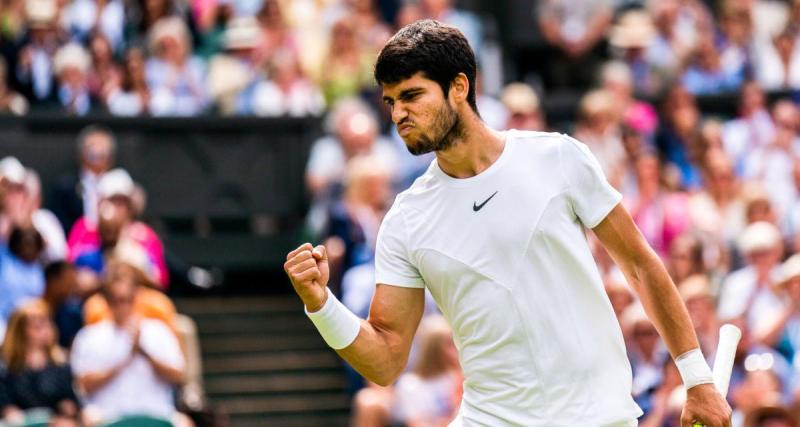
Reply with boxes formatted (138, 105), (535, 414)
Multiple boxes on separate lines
(690, 324), (742, 427)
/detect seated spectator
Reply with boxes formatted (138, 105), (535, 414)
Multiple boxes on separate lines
(753, 26), (800, 91)
(105, 47), (150, 116)
(145, 17), (208, 116)
(600, 61), (658, 138)
(681, 32), (745, 95)
(206, 16), (264, 115)
(0, 57), (28, 115)
(13, 0), (63, 109)
(64, 0), (125, 53)
(678, 275), (719, 356)
(86, 33), (123, 104)
(0, 227), (46, 323)
(70, 272), (186, 426)
(748, 254), (800, 361)
(608, 10), (664, 97)
(573, 89), (626, 184)
(623, 154), (691, 258)
(82, 259), (178, 337)
(391, 315), (461, 427)
(24, 169), (67, 264)
(536, 0), (612, 90)
(499, 83), (544, 131)
(721, 81), (775, 174)
(717, 2), (754, 87)
(317, 17), (375, 106)
(250, 48), (325, 117)
(718, 222), (784, 324)
(123, 0), (175, 50)
(622, 304), (667, 407)
(68, 169), (169, 288)
(43, 262), (83, 349)
(0, 299), (79, 425)
(305, 98), (398, 232)
(50, 125), (117, 232)
(52, 43), (94, 116)
(0, 157), (28, 241)
(656, 85), (704, 191)
(666, 234), (705, 285)
(743, 100), (800, 220)
(637, 359), (682, 426)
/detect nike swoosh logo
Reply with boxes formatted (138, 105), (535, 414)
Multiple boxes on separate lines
(473, 191), (498, 212)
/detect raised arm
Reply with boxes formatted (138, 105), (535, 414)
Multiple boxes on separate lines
(284, 243), (425, 386)
(592, 204), (731, 427)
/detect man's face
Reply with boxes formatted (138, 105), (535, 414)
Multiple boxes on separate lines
(382, 73), (461, 155)
(106, 281), (136, 325)
(82, 133), (114, 175)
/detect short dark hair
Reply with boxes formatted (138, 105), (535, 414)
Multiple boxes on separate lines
(8, 227), (44, 258)
(44, 261), (73, 283)
(374, 19), (478, 112)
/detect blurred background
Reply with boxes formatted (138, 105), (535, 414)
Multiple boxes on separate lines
(0, 0), (800, 426)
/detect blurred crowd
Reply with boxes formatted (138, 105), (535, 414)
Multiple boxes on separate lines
(0, 126), (213, 426)
(0, 0), (490, 117)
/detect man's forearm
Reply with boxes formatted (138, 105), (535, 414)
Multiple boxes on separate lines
(626, 249), (700, 358)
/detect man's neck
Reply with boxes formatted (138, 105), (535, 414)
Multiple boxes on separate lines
(434, 114), (504, 179)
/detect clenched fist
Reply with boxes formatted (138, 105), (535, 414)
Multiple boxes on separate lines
(284, 243), (330, 312)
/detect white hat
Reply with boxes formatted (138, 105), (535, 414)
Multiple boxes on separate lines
(0, 157), (26, 185)
(26, 0), (57, 28)
(53, 43), (91, 75)
(98, 168), (135, 199)
(779, 254), (800, 285)
(737, 221), (782, 254)
(223, 17), (262, 50)
(501, 83), (540, 115)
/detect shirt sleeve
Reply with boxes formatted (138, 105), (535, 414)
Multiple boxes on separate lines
(560, 135), (623, 228)
(374, 205), (425, 289)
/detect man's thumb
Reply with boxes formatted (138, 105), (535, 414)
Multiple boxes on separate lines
(312, 245), (327, 261)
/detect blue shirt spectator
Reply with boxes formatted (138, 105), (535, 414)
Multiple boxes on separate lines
(0, 228), (45, 322)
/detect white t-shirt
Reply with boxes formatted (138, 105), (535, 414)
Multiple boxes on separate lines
(375, 131), (642, 425)
(71, 318), (184, 421)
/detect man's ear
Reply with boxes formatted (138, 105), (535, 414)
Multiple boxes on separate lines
(449, 73), (469, 105)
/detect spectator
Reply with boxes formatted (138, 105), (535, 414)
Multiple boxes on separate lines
(600, 61), (658, 137)
(419, 0), (482, 56)
(24, 169), (67, 264)
(638, 359), (682, 426)
(689, 147), (746, 246)
(608, 9), (663, 97)
(12, 0), (64, 108)
(124, 0), (174, 49)
(65, 0), (125, 53)
(753, 26), (800, 91)
(207, 16), (265, 115)
(0, 156), (28, 241)
(49, 125), (116, 232)
(623, 154), (691, 258)
(87, 33), (123, 104)
(317, 17), (375, 106)
(742, 100), (800, 220)
(0, 57), (28, 115)
(718, 221), (784, 325)
(678, 275), (719, 357)
(574, 89), (626, 184)
(254, 0), (298, 67)
(324, 155), (392, 293)
(52, 43), (94, 116)
(749, 254), (800, 358)
(717, 2), (754, 86)
(681, 32), (744, 95)
(743, 404), (798, 427)
(0, 299), (79, 425)
(623, 304), (667, 407)
(785, 158), (800, 250)
(68, 168), (169, 288)
(250, 47), (324, 117)
(0, 227), (46, 323)
(105, 47), (150, 116)
(391, 315), (461, 427)
(43, 261), (83, 349)
(70, 272), (186, 426)
(722, 81), (775, 174)
(536, 0), (612, 90)
(656, 85), (704, 190)
(193, 0), (235, 58)
(145, 17), (208, 116)
(666, 234), (705, 286)
(499, 83), (544, 131)
(305, 97), (398, 201)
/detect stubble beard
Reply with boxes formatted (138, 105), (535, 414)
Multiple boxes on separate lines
(405, 101), (462, 156)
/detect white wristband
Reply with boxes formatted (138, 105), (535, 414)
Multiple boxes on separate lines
(305, 288), (361, 350)
(675, 348), (714, 389)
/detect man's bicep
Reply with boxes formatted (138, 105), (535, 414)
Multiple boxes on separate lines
(368, 284), (425, 346)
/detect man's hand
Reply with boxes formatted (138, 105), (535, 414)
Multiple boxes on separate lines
(284, 243), (329, 312)
(682, 383), (732, 427)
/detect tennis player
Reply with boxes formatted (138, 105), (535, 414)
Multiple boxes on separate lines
(285, 20), (731, 426)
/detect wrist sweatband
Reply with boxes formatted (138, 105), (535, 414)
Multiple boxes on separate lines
(305, 288), (361, 350)
(675, 348), (714, 389)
